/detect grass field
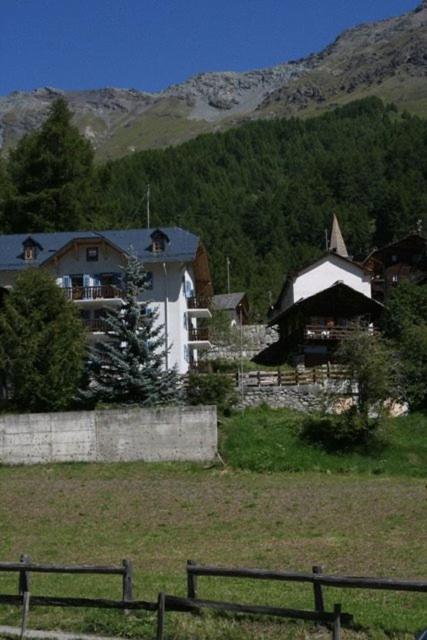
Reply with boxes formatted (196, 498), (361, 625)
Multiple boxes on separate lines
(222, 408), (427, 476)
(0, 453), (426, 639)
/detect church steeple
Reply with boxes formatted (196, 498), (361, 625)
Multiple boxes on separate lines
(329, 214), (349, 258)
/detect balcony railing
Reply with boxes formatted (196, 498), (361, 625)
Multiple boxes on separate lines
(82, 318), (109, 332)
(187, 296), (211, 309)
(65, 285), (122, 301)
(188, 327), (210, 341)
(304, 324), (376, 341)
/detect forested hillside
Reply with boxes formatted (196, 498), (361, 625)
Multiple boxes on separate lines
(1, 97), (427, 318)
(101, 98), (427, 316)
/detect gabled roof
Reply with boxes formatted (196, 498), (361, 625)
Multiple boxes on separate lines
(269, 251), (369, 322)
(212, 292), (247, 311)
(0, 227), (200, 271)
(269, 281), (383, 327)
(363, 233), (427, 265)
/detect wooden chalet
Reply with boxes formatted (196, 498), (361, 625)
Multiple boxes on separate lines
(256, 214), (383, 367)
(364, 232), (427, 302)
(261, 282), (383, 367)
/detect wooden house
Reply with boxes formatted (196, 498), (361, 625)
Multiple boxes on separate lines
(364, 232), (427, 302)
(257, 215), (383, 366)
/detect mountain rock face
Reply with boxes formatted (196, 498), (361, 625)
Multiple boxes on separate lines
(1, 2), (426, 159)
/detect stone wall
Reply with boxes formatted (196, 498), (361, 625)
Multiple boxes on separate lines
(203, 324), (278, 361)
(238, 380), (353, 412)
(0, 406), (217, 466)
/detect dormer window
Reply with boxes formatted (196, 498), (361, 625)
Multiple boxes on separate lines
(22, 236), (42, 262)
(24, 246), (35, 261)
(153, 239), (164, 252)
(150, 229), (169, 253)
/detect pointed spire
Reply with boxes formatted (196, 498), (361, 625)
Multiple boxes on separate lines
(329, 214), (349, 257)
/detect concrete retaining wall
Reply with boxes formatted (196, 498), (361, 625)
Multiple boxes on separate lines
(0, 406), (217, 466)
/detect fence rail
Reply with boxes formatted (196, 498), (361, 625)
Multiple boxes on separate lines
(186, 562), (427, 594)
(0, 556), (425, 640)
(185, 365), (351, 387)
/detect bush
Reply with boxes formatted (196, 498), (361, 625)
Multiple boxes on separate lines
(300, 408), (386, 452)
(186, 373), (237, 413)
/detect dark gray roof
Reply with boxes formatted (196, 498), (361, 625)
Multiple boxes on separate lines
(0, 227), (199, 271)
(212, 292), (246, 311)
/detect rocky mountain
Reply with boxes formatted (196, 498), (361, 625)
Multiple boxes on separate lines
(1, 2), (426, 159)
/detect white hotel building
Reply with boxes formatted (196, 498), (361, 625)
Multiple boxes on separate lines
(0, 227), (212, 373)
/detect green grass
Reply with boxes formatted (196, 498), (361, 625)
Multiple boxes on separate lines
(221, 407), (427, 476)
(0, 453), (425, 639)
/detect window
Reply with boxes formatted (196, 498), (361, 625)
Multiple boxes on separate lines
(152, 239), (164, 252)
(150, 229), (169, 253)
(24, 246), (35, 261)
(86, 247), (99, 262)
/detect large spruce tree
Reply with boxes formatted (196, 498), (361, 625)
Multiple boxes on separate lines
(0, 269), (86, 411)
(84, 253), (181, 406)
(5, 98), (98, 232)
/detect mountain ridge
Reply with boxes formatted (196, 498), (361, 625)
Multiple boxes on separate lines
(1, 2), (426, 159)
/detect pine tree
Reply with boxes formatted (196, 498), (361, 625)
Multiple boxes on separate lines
(0, 269), (86, 411)
(84, 252), (181, 406)
(5, 98), (100, 232)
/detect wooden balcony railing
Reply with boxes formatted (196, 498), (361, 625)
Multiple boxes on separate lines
(187, 296), (211, 310)
(188, 327), (210, 341)
(82, 318), (109, 332)
(304, 324), (376, 341)
(65, 285), (122, 301)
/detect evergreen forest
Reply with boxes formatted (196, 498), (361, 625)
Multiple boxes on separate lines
(1, 97), (427, 318)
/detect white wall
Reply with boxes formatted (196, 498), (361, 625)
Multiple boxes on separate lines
(285, 255), (371, 310)
(0, 244), (199, 374)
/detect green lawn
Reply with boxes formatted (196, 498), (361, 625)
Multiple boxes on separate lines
(0, 449), (425, 639)
(221, 407), (427, 476)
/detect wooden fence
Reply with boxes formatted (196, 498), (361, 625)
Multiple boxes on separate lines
(237, 364), (351, 387)
(184, 364), (351, 387)
(0, 555), (426, 640)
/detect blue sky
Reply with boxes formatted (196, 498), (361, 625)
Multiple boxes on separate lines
(1, 0), (419, 95)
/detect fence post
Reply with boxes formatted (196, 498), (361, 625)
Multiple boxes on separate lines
(278, 369), (282, 386)
(18, 555), (31, 596)
(187, 560), (198, 599)
(156, 592), (166, 640)
(312, 565), (325, 613)
(257, 371), (261, 387)
(332, 603), (341, 640)
(20, 590), (31, 640)
(122, 559), (133, 615)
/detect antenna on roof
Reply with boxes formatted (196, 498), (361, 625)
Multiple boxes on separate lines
(146, 184), (151, 229)
(226, 257), (231, 294)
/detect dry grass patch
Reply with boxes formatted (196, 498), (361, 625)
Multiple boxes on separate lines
(0, 463), (425, 638)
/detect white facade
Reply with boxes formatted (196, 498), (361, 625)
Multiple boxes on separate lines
(0, 234), (211, 374)
(281, 254), (371, 311)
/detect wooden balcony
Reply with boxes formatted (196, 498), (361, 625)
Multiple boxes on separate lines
(82, 318), (109, 333)
(304, 324), (376, 341)
(187, 296), (211, 309)
(186, 296), (212, 319)
(188, 327), (210, 342)
(65, 285), (123, 301)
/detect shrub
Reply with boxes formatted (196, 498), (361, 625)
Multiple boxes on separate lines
(300, 408), (386, 452)
(186, 373), (237, 413)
